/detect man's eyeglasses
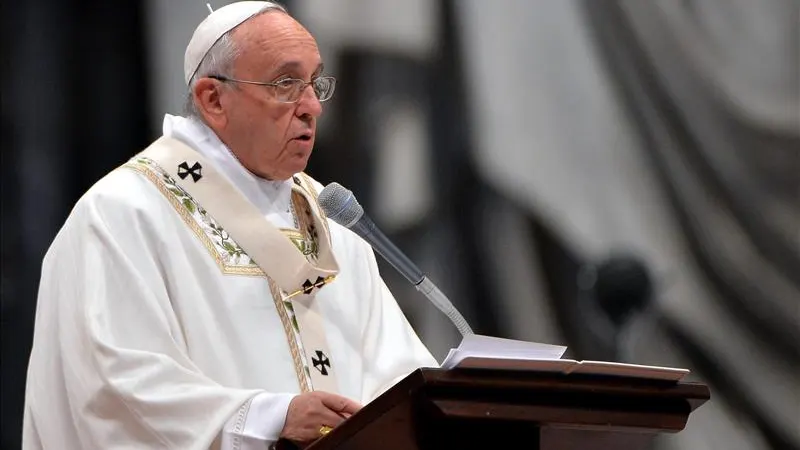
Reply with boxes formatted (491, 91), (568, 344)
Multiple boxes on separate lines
(209, 75), (336, 103)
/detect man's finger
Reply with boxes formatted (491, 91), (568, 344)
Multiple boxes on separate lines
(319, 393), (362, 415)
(319, 409), (347, 429)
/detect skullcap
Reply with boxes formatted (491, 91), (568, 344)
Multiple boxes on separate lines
(184, 1), (283, 84)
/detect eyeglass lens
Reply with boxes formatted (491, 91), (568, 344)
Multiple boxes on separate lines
(278, 78), (335, 102)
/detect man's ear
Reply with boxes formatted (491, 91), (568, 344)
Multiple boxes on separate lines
(193, 78), (227, 128)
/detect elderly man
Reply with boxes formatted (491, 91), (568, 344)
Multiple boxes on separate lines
(22, 2), (437, 449)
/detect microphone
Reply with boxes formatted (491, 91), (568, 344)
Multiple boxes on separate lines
(577, 253), (654, 360)
(579, 254), (653, 327)
(318, 182), (473, 337)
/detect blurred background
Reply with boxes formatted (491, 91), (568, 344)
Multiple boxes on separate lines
(2, 1), (798, 449)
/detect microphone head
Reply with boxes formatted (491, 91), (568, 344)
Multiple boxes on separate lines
(580, 253), (653, 327)
(318, 182), (364, 228)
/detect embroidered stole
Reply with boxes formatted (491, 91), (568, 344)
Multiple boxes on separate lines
(128, 136), (341, 395)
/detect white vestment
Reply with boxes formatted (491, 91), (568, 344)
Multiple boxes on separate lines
(23, 115), (438, 450)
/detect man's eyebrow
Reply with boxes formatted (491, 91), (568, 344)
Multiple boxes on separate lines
(272, 62), (324, 77)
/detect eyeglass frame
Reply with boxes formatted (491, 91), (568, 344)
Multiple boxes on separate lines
(207, 74), (336, 103)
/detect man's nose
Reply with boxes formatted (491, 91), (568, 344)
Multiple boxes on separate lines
(295, 84), (323, 118)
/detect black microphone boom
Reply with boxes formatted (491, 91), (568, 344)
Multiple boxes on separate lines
(344, 206), (425, 286)
(318, 182), (473, 336)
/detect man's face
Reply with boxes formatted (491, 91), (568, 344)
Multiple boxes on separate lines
(218, 12), (324, 180)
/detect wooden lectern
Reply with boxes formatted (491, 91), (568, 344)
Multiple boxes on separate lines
(302, 359), (710, 450)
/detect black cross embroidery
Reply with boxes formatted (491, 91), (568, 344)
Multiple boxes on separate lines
(177, 161), (203, 182)
(301, 276), (326, 295)
(312, 350), (331, 376)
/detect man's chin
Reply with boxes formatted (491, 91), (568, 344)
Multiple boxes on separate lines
(264, 160), (310, 180)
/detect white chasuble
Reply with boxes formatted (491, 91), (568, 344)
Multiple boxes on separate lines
(23, 122), (437, 449)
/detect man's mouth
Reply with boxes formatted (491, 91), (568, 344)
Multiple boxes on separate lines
(293, 132), (313, 142)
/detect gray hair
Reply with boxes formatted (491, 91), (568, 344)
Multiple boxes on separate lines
(184, 2), (288, 118)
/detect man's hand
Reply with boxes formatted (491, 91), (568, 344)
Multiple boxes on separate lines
(279, 391), (362, 446)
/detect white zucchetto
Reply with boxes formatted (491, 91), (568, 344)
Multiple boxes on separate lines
(184, 1), (284, 84)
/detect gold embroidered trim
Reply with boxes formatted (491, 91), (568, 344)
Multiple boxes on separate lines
(123, 163), (265, 277)
(290, 192), (318, 261)
(297, 173), (319, 199)
(296, 173), (332, 238)
(279, 228), (305, 238)
(268, 278), (312, 393)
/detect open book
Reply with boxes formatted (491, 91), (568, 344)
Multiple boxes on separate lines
(441, 334), (690, 382)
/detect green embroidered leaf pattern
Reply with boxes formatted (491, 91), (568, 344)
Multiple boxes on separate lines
(182, 198), (195, 214)
(131, 156), (258, 268)
(221, 241), (236, 254)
